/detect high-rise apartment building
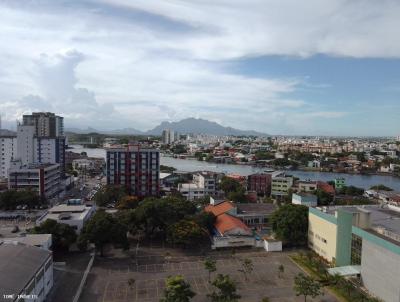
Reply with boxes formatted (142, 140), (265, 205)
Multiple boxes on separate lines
(0, 132), (17, 179)
(106, 145), (160, 197)
(16, 124), (36, 166)
(23, 112), (64, 137)
(161, 129), (179, 144)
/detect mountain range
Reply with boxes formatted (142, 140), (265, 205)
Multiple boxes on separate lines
(65, 118), (267, 136)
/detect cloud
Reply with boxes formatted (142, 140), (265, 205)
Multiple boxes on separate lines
(0, 49), (119, 129)
(0, 1), (396, 135)
(101, 0), (400, 59)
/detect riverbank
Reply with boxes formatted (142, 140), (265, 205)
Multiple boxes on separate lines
(164, 153), (399, 179)
(68, 145), (400, 191)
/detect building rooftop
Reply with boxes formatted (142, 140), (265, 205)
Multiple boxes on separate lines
(37, 204), (93, 224)
(205, 201), (234, 217)
(3, 234), (51, 248)
(0, 242), (51, 296)
(236, 203), (276, 215)
(214, 213), (251, 236)
(317, 205), (400, 242)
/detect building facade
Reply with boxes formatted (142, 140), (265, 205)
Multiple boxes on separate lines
(161, 129), (179, 144)
(193, 171), (220, 195)
(8, 161), (61, 198)
(247, 173), (272, 196)
(308, 206), (400, 302)
(271, 174), (293, 197)
(106, 145), (160, 197)
(0, 134), (17, 179)
(23, 112), (64, 137)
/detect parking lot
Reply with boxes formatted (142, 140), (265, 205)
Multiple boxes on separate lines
(80, 250), (338, 302)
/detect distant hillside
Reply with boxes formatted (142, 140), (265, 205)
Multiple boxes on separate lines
(65, 127), (144, 135)
(146, 118), (267, 136)
(65, 118), (268, 136)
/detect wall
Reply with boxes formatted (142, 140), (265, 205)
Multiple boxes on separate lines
(308, 211), (338, 263)
(361, 240), (400, 302)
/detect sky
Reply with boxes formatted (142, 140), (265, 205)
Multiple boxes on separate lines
(0, 0), (400, 136)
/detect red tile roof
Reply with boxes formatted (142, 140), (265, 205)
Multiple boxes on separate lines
(214, 213), (251, 236)
(317, 181), (335, 194)
(205, 201), (234, 217)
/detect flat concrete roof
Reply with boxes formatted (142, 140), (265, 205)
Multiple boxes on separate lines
(317, 205), (400, 238)
(0, 242), (51, 296)
(4, 234), (51, 247)
(236, 203), (276, 215)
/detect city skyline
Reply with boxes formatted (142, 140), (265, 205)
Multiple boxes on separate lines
(1, 1), (400, 136)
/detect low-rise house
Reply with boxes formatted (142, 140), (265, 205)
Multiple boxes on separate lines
(178, 183), (205, 201)
(235, 203), (276, 230)
(205, 201), (254, 249)
(292, 193), (318, 207)
(308, 160), (321, 168)
(317, 181), (336, 195)
(0, 242), (53, 302)
(295, 180), (317, 193)
(36, 204), (96, 233)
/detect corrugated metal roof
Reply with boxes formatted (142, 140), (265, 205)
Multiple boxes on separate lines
(0, 243), (51, 296)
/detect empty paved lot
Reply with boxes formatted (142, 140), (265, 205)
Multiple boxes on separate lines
(80, 250), (338, 302)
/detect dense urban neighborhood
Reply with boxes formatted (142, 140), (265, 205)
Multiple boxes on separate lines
(0, 112), (399, 302)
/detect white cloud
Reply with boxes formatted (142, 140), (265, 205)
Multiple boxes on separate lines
(0, 0), (388, 134)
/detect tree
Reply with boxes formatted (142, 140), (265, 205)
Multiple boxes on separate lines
(128, 278), (136, 290)
(160, 165), (177, 173)
(220, 176), (242, 194)
(0, 189), (43, 210)
(167, 219), (208, 247)
(116, 195), (139, 209)
(94, 185), (127, 207)
(238, 258), (253, 281)
(271, 204), (309, 246)
(338, 185), (364, 196)
(204, 258), (217, 282)
(315, 189), (333, 206)
(208, 274), (240, 302)
(370, 184), (393, 191)
(78, 210), (128, 256)
(135, 197), (197, 237)
(278, 264), (284, 278)
(160, 275), (195, 302)
(227, 188), (246, 203)
(261, 298), (270, 302)
(30, 219), (77, 251)
(293, 273), (323, 302)
(172, 144), (187, 154)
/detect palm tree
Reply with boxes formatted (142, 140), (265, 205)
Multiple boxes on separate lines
(278, 264), (285, 278)
(204, 258), (217, 282)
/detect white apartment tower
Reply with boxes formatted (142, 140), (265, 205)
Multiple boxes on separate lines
(161, 129), (179, 144)
(0, 132), (17, 179)
(16, 124), (36, 166)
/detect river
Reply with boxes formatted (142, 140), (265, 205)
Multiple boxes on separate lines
(69, 145), (400, 191)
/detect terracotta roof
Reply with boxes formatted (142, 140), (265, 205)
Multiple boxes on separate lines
(205, 201), (234, 217)
(317, 181), (335, 194)
(214, 213), (251, 235)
